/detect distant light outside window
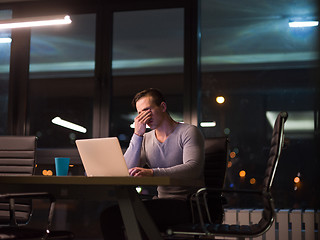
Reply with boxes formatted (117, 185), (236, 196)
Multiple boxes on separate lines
(28, 14), (96, 148)
(0, 9), (12, 135)
(29, 14), (96, 79)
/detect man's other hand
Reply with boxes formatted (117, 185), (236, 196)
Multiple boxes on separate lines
(129, 167), (153, 177)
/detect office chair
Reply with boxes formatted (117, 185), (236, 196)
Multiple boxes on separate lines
(164, 136), (228, 239)
(166, 111), (288, 240)
(195, 137), (228, 224)
(0, 136), (74, 239)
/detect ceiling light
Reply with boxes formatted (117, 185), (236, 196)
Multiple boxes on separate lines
(52, 117), (86, 133)
(0, 37), (12, 43)
(130, 122), (150, 129)
(289, 20), (319, 28)
(266, 111), (314, 132)
(200, 121), (216, 127)
(0, 15), (71, 30)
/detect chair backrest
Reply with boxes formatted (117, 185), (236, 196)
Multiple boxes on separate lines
(0, 136), (37, 225)
(167, 113), (288, 238)
(257, 112), (288, 234)
(204, 137), (228, 189)
(262, 112), (288, 192)
(203, 137), (228, 223)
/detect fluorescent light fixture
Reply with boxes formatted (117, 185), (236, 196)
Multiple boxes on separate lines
(200, 121), (217, 127)
(0, 37), (12, 43)
(0, 15), (71, 29)
(289, 20), (319, 28)
(129, 120), (184, 129)
(266, 111), (314, 132)
(130, 122), (150, 129)
(52, 117), (87, 133)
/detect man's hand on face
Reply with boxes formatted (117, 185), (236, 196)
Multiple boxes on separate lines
(129, 167), (153, 177)
(134, 109), (151, 136)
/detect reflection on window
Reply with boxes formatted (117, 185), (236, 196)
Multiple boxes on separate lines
(28, 77), (95, 148)
(111, 9), (184, 147)
(112, 9), (184, 76)
(29, 14), (96, 79)
(200, 0), (318, 209)
(28, 14), (96, 148)
(0, 9), (12, 135)
(201, 0), (318, 71)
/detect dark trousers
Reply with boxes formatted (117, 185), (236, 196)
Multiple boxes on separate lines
(100, 198), (192, 240)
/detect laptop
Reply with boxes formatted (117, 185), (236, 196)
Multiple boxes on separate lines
(75, 137), (129, 177)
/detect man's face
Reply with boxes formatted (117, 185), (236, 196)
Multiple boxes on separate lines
(136, 96), (165, 129)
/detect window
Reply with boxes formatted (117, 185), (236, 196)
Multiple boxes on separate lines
(29, 14), (96, 79)
(200, 0), (319, 209)
(28, 14), (96, 148)
(110, 8), (184, 147)
(0, 9), (12, 135)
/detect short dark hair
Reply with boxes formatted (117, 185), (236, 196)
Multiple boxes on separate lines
(131, 88), (166, 109)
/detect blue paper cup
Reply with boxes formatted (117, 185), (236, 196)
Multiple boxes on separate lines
(55, 157), (70, 176)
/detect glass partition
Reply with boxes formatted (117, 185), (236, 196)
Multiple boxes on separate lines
(200, 0), (319, 209)
(0, 9), (12, 135)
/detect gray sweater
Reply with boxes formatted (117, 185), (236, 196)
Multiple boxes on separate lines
(124, 123), (205, 200)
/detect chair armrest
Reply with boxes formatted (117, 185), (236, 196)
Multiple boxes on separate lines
(200, 187), (271, 202)
(189, 188), (227, 231)
(192, 187), (273, 233)
(0, 192), (56, 201)
(204, 187), (265, 195)
(0, 192), (56, 231)
(204, 188), (273, 204)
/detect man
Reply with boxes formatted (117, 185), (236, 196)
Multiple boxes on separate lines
(100, 88), (205, 239)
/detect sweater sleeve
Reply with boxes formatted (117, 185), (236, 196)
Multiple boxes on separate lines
(152, 125), (205, 179)
(124, 133), (145, 168)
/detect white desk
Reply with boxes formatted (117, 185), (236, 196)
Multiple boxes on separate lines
(0, 176), (194, 240)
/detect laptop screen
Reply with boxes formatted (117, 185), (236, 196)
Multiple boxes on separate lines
(75, 137), (129, 177)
